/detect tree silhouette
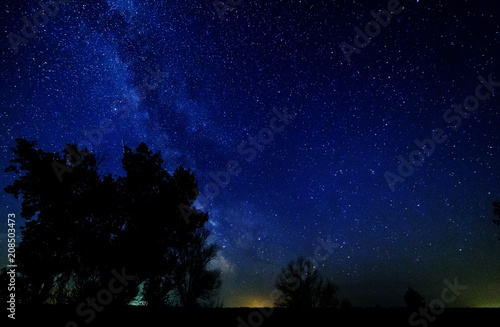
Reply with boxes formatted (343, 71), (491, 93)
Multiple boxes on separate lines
(493, 202), (500, 240)
(118, 143), (218, 306)
(4, 139), (121, 304)
(404, 287), (425, 311)
(4, 138), (220, 307)
(274, 256), (338, 309)
(172, 228), (221, 307)
(0, 268), (8, 303)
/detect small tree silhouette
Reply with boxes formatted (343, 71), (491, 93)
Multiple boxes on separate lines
(404, 287), (425, 311)
(493, 202), (500, 240)
(274, 257), (338, 308)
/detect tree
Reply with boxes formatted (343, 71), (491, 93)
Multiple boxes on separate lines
(493, 202), (500, 240)
(0, 268), (8, 303)
(274, 257), (338, 308)
(404, 287), (425, 311)
(118, 143), (217, 306)
(4, 139), (124, 304)
(172, 229), (221, 307)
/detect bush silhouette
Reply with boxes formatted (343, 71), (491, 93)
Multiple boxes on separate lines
(274, 256), (338, 308)
(404, 287), (425, 311)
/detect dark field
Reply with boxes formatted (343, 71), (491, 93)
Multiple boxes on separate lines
(11, 306), (500, 327)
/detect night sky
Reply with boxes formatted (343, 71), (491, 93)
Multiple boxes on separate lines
(1, 0), (499, 308)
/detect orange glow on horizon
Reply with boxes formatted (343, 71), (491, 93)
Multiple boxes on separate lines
(243, 297), (274, 308)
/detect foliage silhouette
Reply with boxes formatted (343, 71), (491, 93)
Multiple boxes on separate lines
(404, 287), (425, 311)
(4, 138), (220, 307)
(493, 202), (500, 240)
(172, 228), (221, 307)
(274, 256), (338, 309)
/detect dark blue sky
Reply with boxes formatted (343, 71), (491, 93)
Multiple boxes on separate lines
(1, 0), (499, 307)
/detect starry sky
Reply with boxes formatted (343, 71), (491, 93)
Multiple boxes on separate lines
(1, 0), (499, 308)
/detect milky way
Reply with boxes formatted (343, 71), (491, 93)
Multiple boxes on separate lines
(1, 0), (499, 307)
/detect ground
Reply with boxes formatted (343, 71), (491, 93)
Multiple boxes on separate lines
(11, 306), (500, 327)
